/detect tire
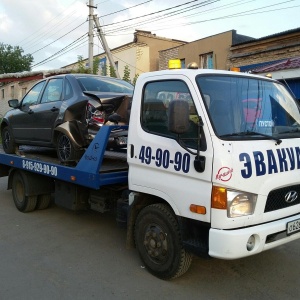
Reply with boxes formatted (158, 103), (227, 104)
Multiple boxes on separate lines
(134, 203), (193, 280)
(36, 194), (51, 210)
(56, 133), (82, 162)
(12, 171), (37, 212)
(1, 126), (16, 154)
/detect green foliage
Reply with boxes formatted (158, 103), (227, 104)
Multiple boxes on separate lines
(72, 56), (100, 74)
(122, 65), (131, 83)
(93, 57), (100, 74)
(72, 55), (90, 74)
(132, 73), (140, 86)
(109, 65), (117, 78)
(0, 43), (33, 74)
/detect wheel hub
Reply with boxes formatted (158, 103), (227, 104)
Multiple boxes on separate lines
(143, 225), (168, 262)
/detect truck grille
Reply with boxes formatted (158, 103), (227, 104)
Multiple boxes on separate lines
(265, 185), (300, 212)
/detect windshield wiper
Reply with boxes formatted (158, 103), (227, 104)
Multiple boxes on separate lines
(220, 130), (282, 145)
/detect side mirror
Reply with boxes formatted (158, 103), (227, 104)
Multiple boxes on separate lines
(168, 100), (190, 134)
(8, 99), (20, 108)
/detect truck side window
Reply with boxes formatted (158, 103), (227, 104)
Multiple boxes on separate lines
(141, 80), (199, 149)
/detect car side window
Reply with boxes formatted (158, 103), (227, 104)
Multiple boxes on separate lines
(141, 80), (199, 149)
(22, 81), (46, 106)
(41, 78), (63, 103)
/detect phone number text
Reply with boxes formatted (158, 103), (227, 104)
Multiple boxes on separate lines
(22, 160), (58, 176)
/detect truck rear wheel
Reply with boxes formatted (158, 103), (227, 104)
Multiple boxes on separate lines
(36, 194), (51, 210)
(134, 203), (192, 280)
(12, 171), (37, 212)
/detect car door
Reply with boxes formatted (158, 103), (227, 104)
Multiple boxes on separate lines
(33, 78), (64, 142)
(10, 80), (46, 143)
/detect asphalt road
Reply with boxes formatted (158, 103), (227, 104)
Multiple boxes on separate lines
(0, 175), (299, 300)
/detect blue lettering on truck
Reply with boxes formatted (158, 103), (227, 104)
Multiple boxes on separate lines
(239, 147), (300, 178)
(138, 146), (191, 173)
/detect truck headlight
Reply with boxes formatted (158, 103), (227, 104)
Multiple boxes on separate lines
(227, 189), (257, 218)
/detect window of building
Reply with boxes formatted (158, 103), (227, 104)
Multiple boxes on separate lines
(11, 85), (15, 98)
(199, 53), (214, 69)
(1, 89), (4, 99)
(180, 59), (185, 69)
(22, 88), (27, 97)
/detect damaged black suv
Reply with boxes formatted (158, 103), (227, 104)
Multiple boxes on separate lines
(0, 74), (133, 162)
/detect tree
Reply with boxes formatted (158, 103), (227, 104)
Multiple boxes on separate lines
(0, 43), (33, 74)
(109, 65), (117, 78)
(122, 65), (131, 83)
(72, 56), (100, 74)
(93, 57), (100, 74)
(72, 55), (90, 73)
(133, 73), (139, 86)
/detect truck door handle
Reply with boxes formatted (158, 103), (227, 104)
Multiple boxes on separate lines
(51, 107), (59, 112)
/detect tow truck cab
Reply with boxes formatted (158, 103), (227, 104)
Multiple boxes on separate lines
(127, 69), (300, 262)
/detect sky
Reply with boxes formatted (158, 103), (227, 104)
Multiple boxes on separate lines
(0, 0), (299, 72)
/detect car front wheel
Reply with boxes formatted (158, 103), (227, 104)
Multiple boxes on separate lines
(1, 126), (16, 154)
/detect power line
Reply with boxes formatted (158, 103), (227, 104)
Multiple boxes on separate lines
(31, 0), (298, 70)
(32, 33), (88, 68)
(17, 0), (79, 47)
(104, 0), (219, 35)
(98, 0), (211, 28)
(98, 0), (153, 18)
(31, 21), (87, 55)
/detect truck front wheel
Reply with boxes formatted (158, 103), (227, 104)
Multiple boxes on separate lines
(12, 171), (37, 212)
(134, 203), (192, 280)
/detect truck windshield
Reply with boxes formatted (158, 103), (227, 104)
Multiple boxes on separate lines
(196, 75), (300, 140)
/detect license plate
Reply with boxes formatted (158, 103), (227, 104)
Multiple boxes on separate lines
(287, 218), (300, 235)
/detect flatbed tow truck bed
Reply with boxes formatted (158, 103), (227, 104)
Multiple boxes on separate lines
(0, 126), (129, 190)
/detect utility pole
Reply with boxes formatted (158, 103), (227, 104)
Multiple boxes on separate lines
(87, 0), (95, 71)
(93, 15), (120, 79)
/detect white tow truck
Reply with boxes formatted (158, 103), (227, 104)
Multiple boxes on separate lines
(1, 65), (300, 280)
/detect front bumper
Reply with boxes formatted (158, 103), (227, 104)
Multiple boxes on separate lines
(209, 213), (300, 259)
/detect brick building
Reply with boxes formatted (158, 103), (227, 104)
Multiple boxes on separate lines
(229, 28), (300, 99)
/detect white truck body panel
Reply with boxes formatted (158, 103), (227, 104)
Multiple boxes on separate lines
(128, 68), (300, 259)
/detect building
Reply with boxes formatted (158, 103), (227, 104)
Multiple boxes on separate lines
(229, 28), (300, 99)
(62, 30), (186, 81)
(159, 30), (254, 70)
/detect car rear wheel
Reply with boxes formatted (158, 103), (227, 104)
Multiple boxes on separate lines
(56, 133), (82, 162)
(1, 126), (16, 154)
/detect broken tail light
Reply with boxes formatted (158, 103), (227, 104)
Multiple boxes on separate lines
(86, 102), (105, 126)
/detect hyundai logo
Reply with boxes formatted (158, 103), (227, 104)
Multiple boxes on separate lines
(284, 191), (298, 203)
